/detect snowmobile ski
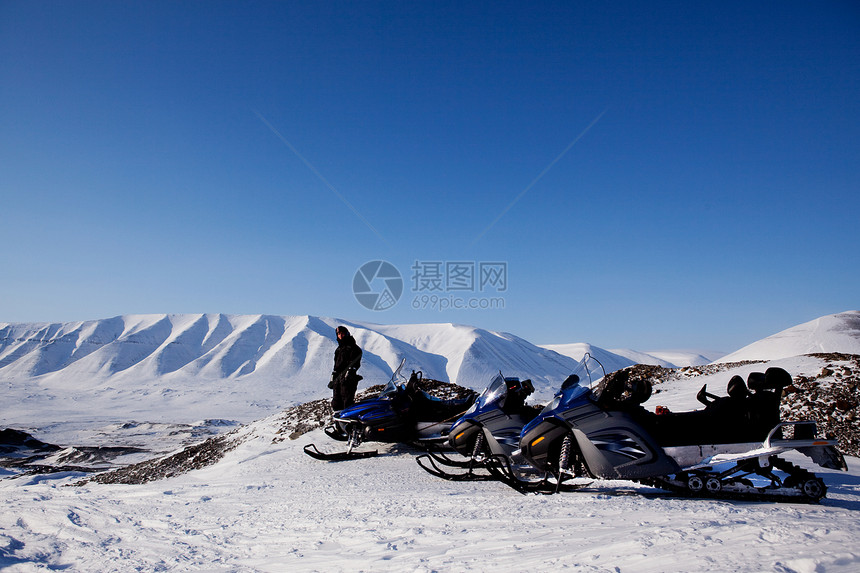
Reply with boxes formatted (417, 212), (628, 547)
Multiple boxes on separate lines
(302, 443), (378, 461)
(485, 453), (594, 495)
(415, 453), (499, 481)
(419, 449), (478, 468)
(416, 371), (544, 490)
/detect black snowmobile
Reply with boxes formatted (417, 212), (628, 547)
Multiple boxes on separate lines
(415, 372), (555, 489)
(516, 354), (847, 502)
(304, 359), (476, 461)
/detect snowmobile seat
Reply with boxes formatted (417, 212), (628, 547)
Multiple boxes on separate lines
(748, 367), (792, 391)
(410, 389), (475, 422)
(643, 408), (719, 447)
(727, 375), (750, 399)
(596, 370), (652, 409)
(747, 371), (766, 390)
(643, 369), (792, 447)
(405, 371), (422, 395)
(561, 374), (580, 390)
(703, 378), (754, 443)
(744, 368), (790, 440)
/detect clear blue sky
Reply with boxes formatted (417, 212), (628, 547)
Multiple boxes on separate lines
(1, 1), (858, 352)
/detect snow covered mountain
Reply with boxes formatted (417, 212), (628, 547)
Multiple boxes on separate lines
(0, 314), (580, 425)
(539, 343), (716, 370)
(537, 343), (646, 372)
(715, 311), (860, 363)
(2, 311), (857, 429)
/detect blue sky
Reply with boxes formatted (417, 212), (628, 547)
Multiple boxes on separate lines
(1, 1), (858, 352)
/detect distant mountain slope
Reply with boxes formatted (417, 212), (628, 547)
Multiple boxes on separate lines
(4, 311), (856, 427)
(715, 311), (860, 363)
(636, 350), (722, 367)
(0, 314), (579, 387)
(537, 343), (642, 372)
(0, 314), (581, 424)
(540, 345), (718, 369)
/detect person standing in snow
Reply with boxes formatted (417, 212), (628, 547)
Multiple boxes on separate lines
(329, 325), (362, 411)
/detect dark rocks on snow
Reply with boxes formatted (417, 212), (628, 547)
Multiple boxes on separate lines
(0, 429), (107, 477)
(84, 435), (238, 485)
(0, 428), (60, 455)
(677, 360), (767, 378)
(780, 354), (860, 457)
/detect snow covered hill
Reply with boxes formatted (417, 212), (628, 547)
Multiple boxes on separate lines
(1, 311), (856, 432)
(0, 314), (581, 427)
(539, 343), (717, 369)
(715, 311), (860, 363)
(537, 342), (641, 371)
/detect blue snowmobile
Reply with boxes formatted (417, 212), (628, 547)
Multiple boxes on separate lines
(415, 372), (542, 484)
(514, 353), (847, 501)
(304, 359), (476, 461)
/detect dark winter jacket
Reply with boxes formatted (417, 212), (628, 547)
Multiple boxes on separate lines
(333, 335), (362, 382)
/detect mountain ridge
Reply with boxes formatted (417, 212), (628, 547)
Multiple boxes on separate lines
(2, 311), (857, 427)
(0, 314), (584, 424)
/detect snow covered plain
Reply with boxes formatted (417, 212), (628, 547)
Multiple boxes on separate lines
(2, 311), (860, 571)
(1, 430), (858, 572)
(2, 354), (859, 572)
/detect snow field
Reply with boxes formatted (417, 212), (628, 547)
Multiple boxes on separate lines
(2, 429), (859, 572)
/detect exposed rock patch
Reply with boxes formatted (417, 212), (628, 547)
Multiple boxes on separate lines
(780, 354), (860, 456)
(87, 435), (238, 485)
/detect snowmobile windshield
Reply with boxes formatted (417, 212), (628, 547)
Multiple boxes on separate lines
(476, 374), (508, 410)
(378, 359), (408, 399)
(539, 353), (606, 414)
(569, 352), (606, 392)
(460, 374), (506, 416)
(378, 380), (401, 399)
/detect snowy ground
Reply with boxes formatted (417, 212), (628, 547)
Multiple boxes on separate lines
(1, 430), (859, 572)
(2, 355), (859, 571)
